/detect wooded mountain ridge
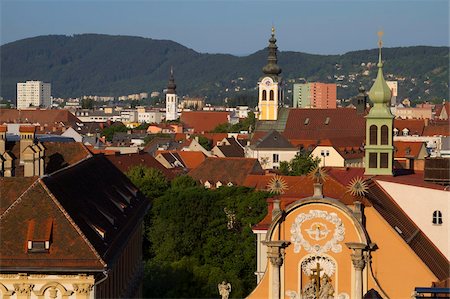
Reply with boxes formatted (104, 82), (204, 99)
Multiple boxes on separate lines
(1, 34), (448, 105)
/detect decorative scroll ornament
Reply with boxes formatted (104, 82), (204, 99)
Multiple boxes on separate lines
(290, 210), (345, 254)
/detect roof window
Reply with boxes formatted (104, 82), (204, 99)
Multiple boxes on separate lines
(304, 118), (310, 125)
(325, 117), (330, 125)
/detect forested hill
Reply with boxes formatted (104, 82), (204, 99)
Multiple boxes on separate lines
(1, 34), (448, 105)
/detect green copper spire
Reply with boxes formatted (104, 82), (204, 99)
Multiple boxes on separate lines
(262, 26), (282, 76)
(368, 31), (391, 105)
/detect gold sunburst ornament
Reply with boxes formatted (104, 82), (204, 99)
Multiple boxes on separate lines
(347, 177), (369, 198)
(267, 175), (288, 195)
(308, 166), (328, 184)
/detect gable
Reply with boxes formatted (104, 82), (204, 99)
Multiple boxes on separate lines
(0, 181), (104, 270)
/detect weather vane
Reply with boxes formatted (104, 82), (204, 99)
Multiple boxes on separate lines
(377, 30), (384, 49)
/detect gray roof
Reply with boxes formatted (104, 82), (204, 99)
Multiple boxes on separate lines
(253, 130), (295, 149)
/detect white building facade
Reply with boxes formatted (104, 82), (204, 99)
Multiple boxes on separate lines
(17, 81), (51, 109)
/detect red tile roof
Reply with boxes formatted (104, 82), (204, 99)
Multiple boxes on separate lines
(0, 109), (80, 126)
(394, 141), (426, 159)
(283, 108), (366, 140)
(394, 119), (425, 135)
(181, 111), (230, 133)
(423, 123), (450, 136)
(106, 152), (176, 179)
(156, 150), (206, 170)
(188, 157), (263, 185)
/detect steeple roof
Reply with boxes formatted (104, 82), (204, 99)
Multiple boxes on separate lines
(368, 32), (391, 105)
(262, 27), (282, 77)
(167, 66), (176, 94)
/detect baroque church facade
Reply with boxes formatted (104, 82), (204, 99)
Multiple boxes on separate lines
(247, 32), (448, 299)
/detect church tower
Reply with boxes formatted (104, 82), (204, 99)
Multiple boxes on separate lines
(165, 67), (178, 121)
(258, 27), (283, 121)
(364, 32), (394, 175)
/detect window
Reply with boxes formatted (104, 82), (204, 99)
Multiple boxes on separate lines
(369, 153), (377, 168)
(369, 125), (377, 145)
(381, 125), (389, 145)
(262, 90), (267, 101)
(273, 154), (279, 163)
(432, 211), (443, 225)
(380, 153), (389, 168)
(270, 90), (274, 101)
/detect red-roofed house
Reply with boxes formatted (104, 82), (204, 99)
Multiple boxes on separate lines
(394, 141), (428, 171)
(180, 111), (230, 133)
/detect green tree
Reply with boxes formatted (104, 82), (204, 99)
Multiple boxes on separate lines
(193, 135), (212, 150)
(279, 151), (320, 176)
(101, 123), (128, 141)
(81, 98), (94, 109)
(211, 123), (230, 133)
(145, 185), (269, 298)
(126, 165), (169, 199)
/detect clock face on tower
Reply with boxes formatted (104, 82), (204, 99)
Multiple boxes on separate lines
(262, 77), (273, 87)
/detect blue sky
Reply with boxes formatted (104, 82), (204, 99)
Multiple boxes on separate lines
(1, 0), (448, 55)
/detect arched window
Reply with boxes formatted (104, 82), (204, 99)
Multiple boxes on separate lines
(369, 125), (377, 145)
(262, 90), (267, 101)
(381, 125), (389, 145)
(432, 211), (443, 225)
(269, 90), (274, 101)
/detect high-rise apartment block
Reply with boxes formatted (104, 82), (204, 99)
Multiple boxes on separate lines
(17, 81), (51, 109)
(386, 80), (398, 106)
(292, 82), (337, 109)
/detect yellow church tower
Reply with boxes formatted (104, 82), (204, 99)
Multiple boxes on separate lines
(258, 27), (283, 121)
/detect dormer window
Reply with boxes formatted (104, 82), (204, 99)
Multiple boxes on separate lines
(432, 210), (443, 225)
(27, 219), (52, 253)
(393, 128), (399, 136)
(27, 240), (50, 252)
(402, 128), (409, 136)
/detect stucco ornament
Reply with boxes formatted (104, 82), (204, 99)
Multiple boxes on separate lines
(301, 256), (336, 277)
(291, 210), (345, 254)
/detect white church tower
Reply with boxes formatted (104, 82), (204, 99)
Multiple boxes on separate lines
(165, 67), (178, 121)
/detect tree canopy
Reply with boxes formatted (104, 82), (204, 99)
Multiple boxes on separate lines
(279, 151), (321, 176)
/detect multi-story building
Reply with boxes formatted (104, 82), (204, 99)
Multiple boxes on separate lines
(386, 80), (398, 106)
(17, 81), (51, 109)
(292, 82), (337, 109)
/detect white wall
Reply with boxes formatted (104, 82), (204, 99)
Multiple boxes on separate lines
(377, 180), (450, 259)
(311, 146), (344, 167)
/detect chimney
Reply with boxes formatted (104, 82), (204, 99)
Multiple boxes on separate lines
(23, 146), (36, 177)
(19, 125), (36, 164)
(3, 152), (14, 177)
(271, 198), (281, 220)
(36, 142), (46, 176)
(313, 183), (324, 198)
(0, 125), (7, 155)
(32, 144), (40, 176)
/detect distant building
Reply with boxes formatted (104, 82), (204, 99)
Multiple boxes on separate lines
(150, 91), (161, 98)
(394, 106), (433, 119)
(180, 97), (205, 110)
(386, 80), (398, 106)
(292, 82), (337, 109)
(17, 81), (51, 109)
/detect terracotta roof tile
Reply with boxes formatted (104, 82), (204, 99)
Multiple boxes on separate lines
(283, 108), (366, 140)
(189, 157), (263, 185)
(0, 109), (80, 126)
(394, 141), (426, 159)
(106, 152), (176, 179)
(394, 119), (425, 135)
(181, 111), (230, 133)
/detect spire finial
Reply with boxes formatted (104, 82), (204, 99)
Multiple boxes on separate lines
(170, 65), (173, 76)
(377, 30), (384, 66)
(272, 25), (275, 36)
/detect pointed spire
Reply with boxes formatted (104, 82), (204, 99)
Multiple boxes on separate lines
(262, 26), (282, 76)
(167, 66), (176, 94)
(368, 31), (391, 104)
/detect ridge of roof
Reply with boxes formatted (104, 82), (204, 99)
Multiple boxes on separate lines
(254, 130), (295, 149)
(0, 178), (40, 220)
(38, 179), (107, 267)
